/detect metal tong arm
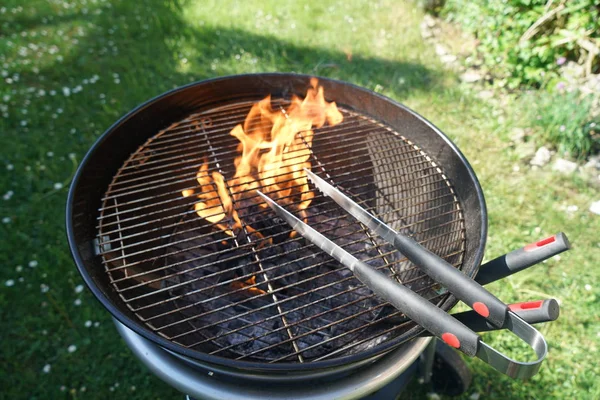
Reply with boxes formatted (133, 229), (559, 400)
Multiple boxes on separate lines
(305, 168), (510, 328)
(257, 190), (547, 379)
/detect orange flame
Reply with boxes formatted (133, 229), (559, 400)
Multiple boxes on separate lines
(230, 275), (267, 297)
(183, 78), (343, 240)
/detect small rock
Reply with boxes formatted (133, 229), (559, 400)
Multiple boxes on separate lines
(515, 141), (536, 160)
(440, 54), (457, 64)
(584, 154), (600, 170)
(423, 14), (437, 28)
(460, 70), (482, 83)
(434, 43), (448, 56)
(420, 27), (433, 39)
(552, 158), (578, 174)
(590, 200), (600, 215)
(566, 205), (579, 213)
(477, 90), (494, 100)
(530, 146), (552, 167)
(510, 127), (526, 143)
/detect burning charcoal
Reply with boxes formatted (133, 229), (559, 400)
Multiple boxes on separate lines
(156, 194), (439, 362)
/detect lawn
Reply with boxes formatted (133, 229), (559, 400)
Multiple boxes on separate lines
(1, 0), (598, 399)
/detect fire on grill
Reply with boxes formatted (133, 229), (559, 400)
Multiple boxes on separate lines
(181, 78), (342, 238)
(179, 78), (344, 298)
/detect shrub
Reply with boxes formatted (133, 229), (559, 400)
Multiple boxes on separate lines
(524, 91), (600, 158)
(443, 0), (600, 89)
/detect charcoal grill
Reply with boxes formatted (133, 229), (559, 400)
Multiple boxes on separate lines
(68, 73), (492, 397)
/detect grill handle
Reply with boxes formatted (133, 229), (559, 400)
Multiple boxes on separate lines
(475, 232), (570, 285)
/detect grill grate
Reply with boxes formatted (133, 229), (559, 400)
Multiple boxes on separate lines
(97, 99), (466, 363)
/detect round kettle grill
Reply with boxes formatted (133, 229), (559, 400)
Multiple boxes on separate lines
(67, 73), (502, 398)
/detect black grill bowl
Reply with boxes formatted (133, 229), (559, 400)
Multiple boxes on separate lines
(67, 73), (487, 375)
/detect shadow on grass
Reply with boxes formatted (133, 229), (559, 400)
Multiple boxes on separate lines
(8, 1), (439, 121)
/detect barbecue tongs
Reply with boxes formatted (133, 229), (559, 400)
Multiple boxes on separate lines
(257, 170), (548, 380)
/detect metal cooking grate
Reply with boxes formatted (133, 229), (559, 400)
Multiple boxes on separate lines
(97, 99), (466, 363)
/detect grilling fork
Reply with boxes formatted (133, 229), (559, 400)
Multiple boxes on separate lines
(256, 172), (548, 380)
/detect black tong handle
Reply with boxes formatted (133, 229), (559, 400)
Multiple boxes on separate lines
(351, 257), (481, 356)
(475, 232), (570, 285)
(394, 234), (509, 327)
(448, 299), (559, 334)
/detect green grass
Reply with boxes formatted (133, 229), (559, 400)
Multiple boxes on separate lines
(521, 91), (599, 159)
(1, 1), (599, 399)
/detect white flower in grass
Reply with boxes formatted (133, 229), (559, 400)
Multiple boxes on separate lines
(75, 284), (84, 293)
(5, 279), (15, 287)
(29, 260), (38, 268)
(15, 265), (22, 272)
(93, 321), (100, 327)
(2, 217), (10, 224)
(53, 182), (63, 190)
(40, 283), (49, 293)
(74, 299), (82, 306)
(67, 344), (77, 353)
(49, 90), (56, 96)
(585, 284), (592, 291)
(47, 151), (54, 157)
(84, 320), (92, 328)
(60, 386), (66, 392)
(43, 364), (51, 373)
(62, 87), (70, 96)
(6, 164), (14, 170)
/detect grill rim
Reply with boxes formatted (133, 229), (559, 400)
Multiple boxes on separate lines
(66, 73), (487, 373)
